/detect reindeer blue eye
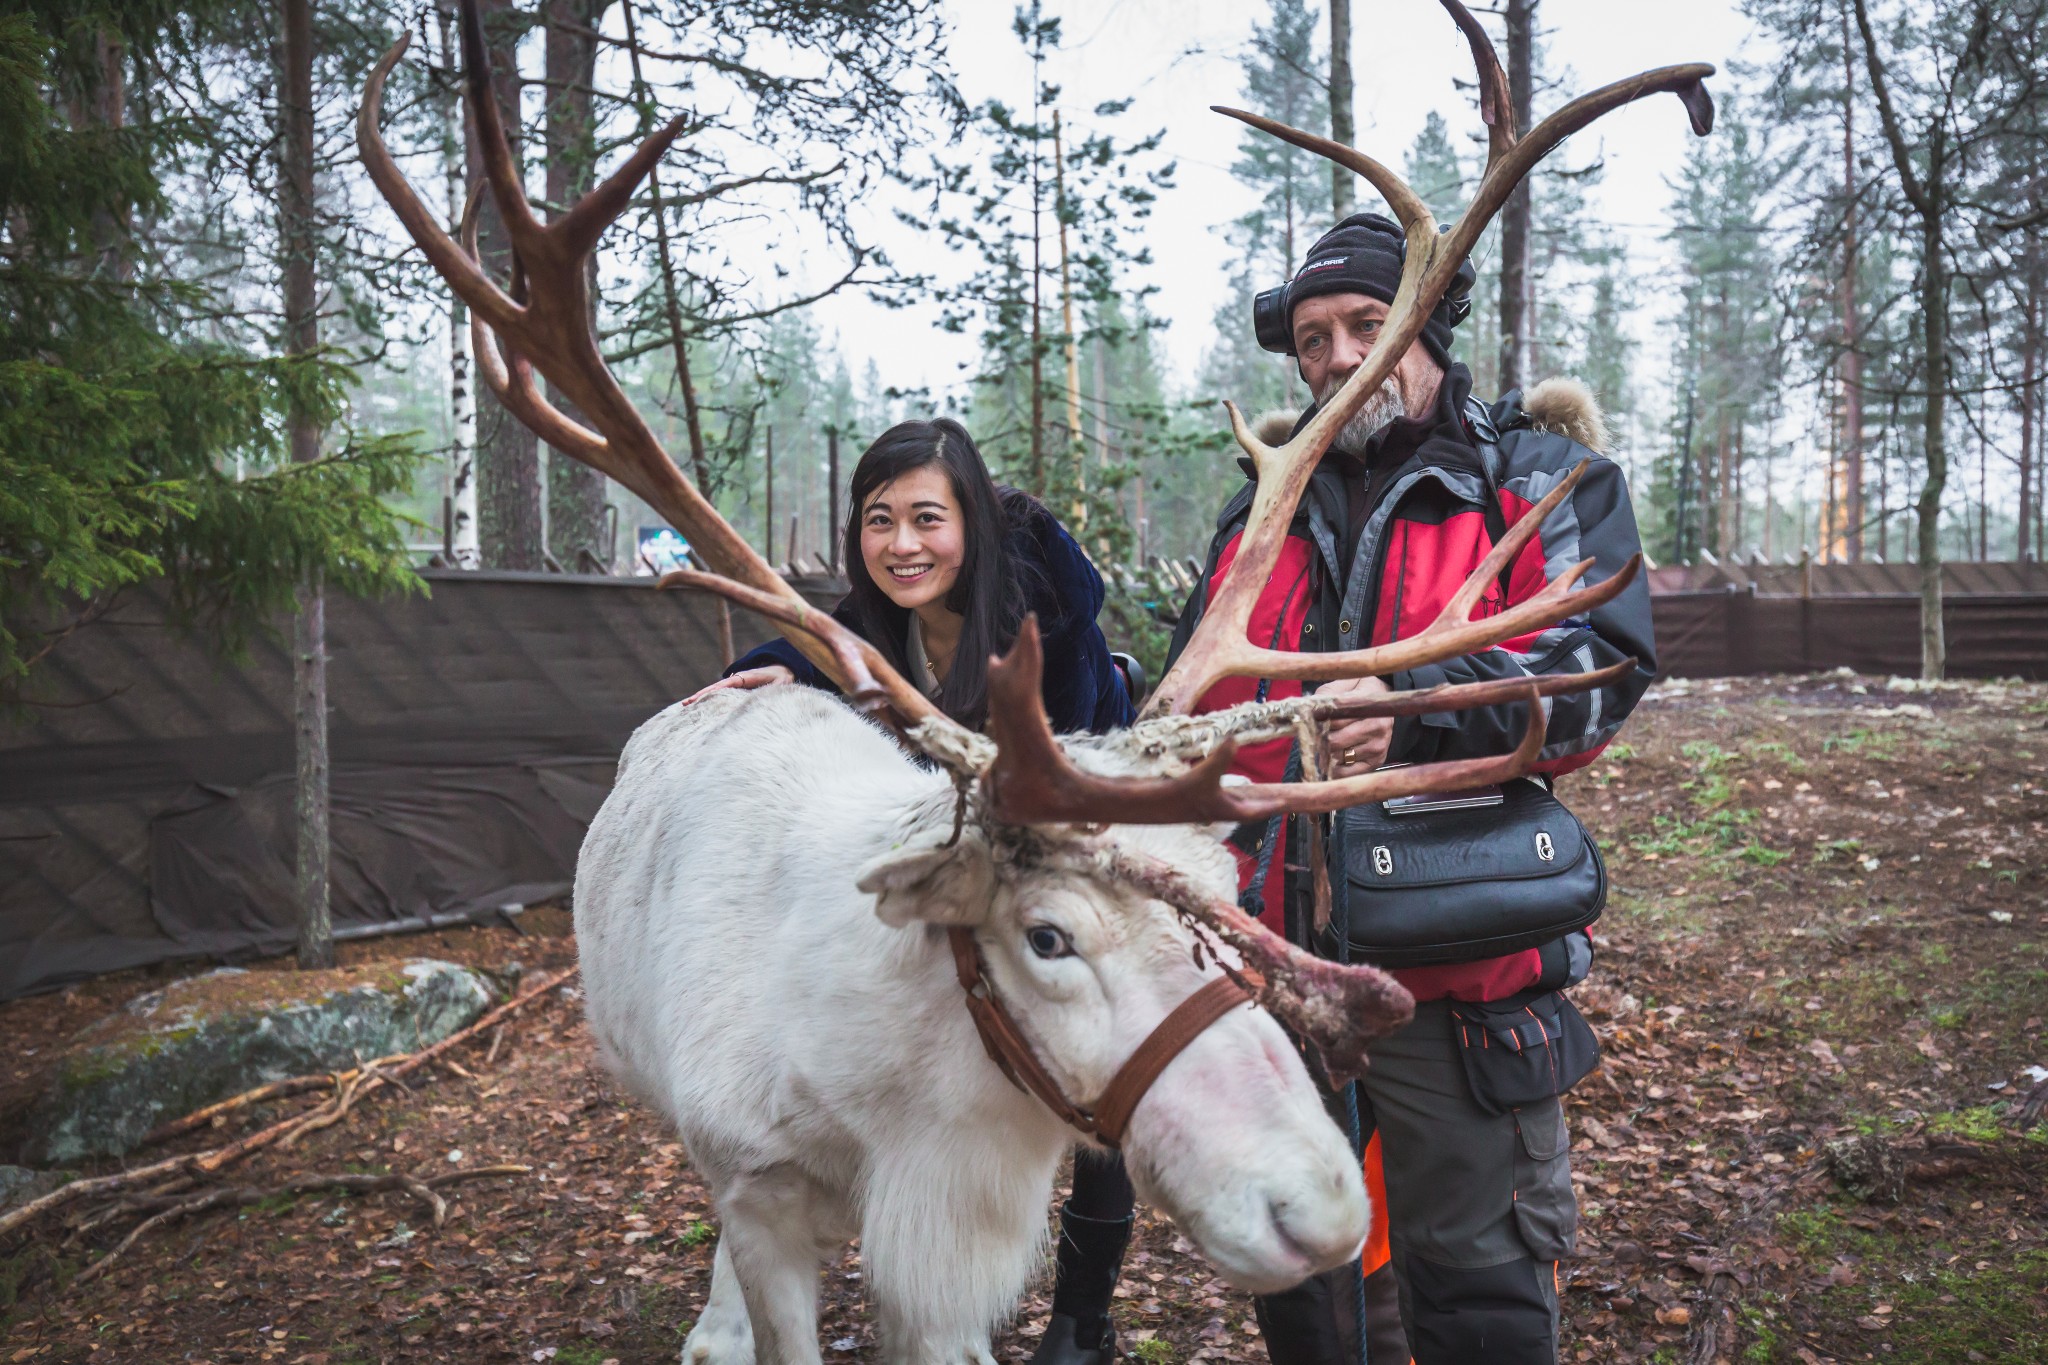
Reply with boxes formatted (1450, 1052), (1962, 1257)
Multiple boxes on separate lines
(1027, 925), (1073, 960)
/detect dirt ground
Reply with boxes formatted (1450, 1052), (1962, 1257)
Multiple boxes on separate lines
(2, 671), (2045, 1365)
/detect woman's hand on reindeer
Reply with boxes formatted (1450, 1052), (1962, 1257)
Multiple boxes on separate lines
(684, 665), (796, 704)
(1321, 675), (1395, 777)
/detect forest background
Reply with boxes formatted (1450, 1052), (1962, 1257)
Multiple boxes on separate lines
(10, 0), (2048, 696)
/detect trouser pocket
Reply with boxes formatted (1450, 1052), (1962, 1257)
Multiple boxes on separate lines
(1449, 989), (1600, 1116)
(1405, 1254), (1557, 1365)
(1510, 1098), (1577, 1262)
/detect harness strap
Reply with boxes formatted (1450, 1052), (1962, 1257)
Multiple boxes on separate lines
(1094, 975), (1257, 1145)
(949, 927), (1096, 1135)
(947, 926), (1255, 1150)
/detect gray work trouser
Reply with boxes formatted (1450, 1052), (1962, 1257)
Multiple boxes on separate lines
(1362, 997), (1578, 1364)
(1257, 998), (1579, 1365)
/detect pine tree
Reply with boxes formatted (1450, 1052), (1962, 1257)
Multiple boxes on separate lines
(590, 0), (955, 575)
(1200, 0), (1327, 423)
(922, 4), (1173, 517)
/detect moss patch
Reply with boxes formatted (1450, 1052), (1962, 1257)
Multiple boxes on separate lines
(24, 960), (494, 1164)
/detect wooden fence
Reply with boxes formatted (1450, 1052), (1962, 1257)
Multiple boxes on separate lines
(1651, 591), (2048, 680)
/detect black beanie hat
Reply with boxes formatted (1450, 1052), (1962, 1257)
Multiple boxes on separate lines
(1275, 212), (1474, 367)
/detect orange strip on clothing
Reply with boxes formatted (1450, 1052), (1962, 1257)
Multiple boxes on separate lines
(1361, 1130), (1391, 1277)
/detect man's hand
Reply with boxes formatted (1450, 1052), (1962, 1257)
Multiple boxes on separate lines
(683, 664), (796, 704)
(1321, 675), (1394, 778)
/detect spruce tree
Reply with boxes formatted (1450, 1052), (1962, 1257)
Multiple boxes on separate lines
(0, 2), (420, 696)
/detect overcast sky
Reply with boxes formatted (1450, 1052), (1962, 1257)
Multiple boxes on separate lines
(806, 0), (1758, 414)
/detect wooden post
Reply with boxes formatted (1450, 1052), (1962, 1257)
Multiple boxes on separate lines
(1054, 112), (1087, 528)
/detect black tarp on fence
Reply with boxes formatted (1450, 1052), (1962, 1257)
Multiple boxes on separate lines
(0, 571), (817, 999)
(4, 572), (2042, 997)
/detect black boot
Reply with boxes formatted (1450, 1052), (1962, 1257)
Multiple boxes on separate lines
(1030, 1204), (1132, 1364)
(1252, 1260), (1366, 1365)
(1031, 1310), (1117, 1365)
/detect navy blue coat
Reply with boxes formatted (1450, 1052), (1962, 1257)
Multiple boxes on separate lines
(725, 501), (1134, 734)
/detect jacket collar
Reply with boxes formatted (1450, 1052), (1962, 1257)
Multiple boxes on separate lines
(1217, 362), (1493, 560)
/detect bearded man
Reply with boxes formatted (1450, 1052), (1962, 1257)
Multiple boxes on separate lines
(1164, 212), (1657, 1365)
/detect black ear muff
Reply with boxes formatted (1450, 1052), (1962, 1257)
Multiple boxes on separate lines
(1253, 283), (1293, 355)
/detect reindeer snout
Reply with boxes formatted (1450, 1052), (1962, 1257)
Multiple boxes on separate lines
(1127, 1022), (1371, 1294)
(1261, 1151), (1371, 1280)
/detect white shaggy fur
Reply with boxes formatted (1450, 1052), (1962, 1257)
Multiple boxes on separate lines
(576, 687), (1370, 1365)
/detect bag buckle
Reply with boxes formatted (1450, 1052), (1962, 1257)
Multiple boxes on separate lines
(1372, 845), (1394, 876)
(1535, 830), (1555, 862)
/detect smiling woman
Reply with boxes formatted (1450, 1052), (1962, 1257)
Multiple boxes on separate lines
(688, 418), (1135, 737)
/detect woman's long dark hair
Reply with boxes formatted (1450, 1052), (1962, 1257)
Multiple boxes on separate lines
(841, 419), (1043, 729)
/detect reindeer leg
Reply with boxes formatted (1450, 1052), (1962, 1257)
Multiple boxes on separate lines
(702, 1171), (829, 1365)
(861, 1142), (1056, 1365)
(683, 1237), (757, 1365)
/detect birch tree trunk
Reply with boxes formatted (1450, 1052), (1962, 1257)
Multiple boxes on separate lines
(437, 0), (478, 568)
(280, 0), (330, 968)
(1916, 213), (1947, 676)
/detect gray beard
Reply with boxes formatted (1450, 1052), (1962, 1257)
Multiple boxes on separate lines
(1315, 378), (1406, 455)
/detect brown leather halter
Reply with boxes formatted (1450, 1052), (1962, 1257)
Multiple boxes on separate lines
(946, 926), (1256, 1149)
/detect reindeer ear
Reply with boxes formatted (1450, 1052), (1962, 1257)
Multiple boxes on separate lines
(857, 828), (995, 929)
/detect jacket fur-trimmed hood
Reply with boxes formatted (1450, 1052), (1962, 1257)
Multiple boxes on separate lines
(1521, 377), (1609, 454)
(1249, 375), (1610, 455)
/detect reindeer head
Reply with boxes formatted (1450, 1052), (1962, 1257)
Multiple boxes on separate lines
(361, 0), (1711, 1294)
(851, 763), (1375, 1291)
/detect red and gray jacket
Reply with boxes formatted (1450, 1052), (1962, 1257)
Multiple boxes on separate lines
(1163, 365), (1656, 1004)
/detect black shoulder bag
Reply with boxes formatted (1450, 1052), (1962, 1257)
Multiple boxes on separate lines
(1328, 424), (1606, 969)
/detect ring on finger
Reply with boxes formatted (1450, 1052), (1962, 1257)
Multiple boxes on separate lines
(1343, 747), (1358, 766)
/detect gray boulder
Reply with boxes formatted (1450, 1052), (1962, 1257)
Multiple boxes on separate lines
(25, 959), (495, 1165)
(0, 1164), (71, 1211)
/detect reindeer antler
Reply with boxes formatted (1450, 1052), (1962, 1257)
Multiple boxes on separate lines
(357, 2), (964, 747)
(363, 0), (1708, 838)
(970, 0), (1711, 829)
(984, 617), (1552, 825)
(1143, 2), (1710, 723)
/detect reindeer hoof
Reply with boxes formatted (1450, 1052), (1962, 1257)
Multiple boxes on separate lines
(680, 1308), (755, 1365)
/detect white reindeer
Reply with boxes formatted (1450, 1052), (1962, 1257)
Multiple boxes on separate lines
(575, 685), (1368, 1363)
(359, 4), (1703, 1358)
